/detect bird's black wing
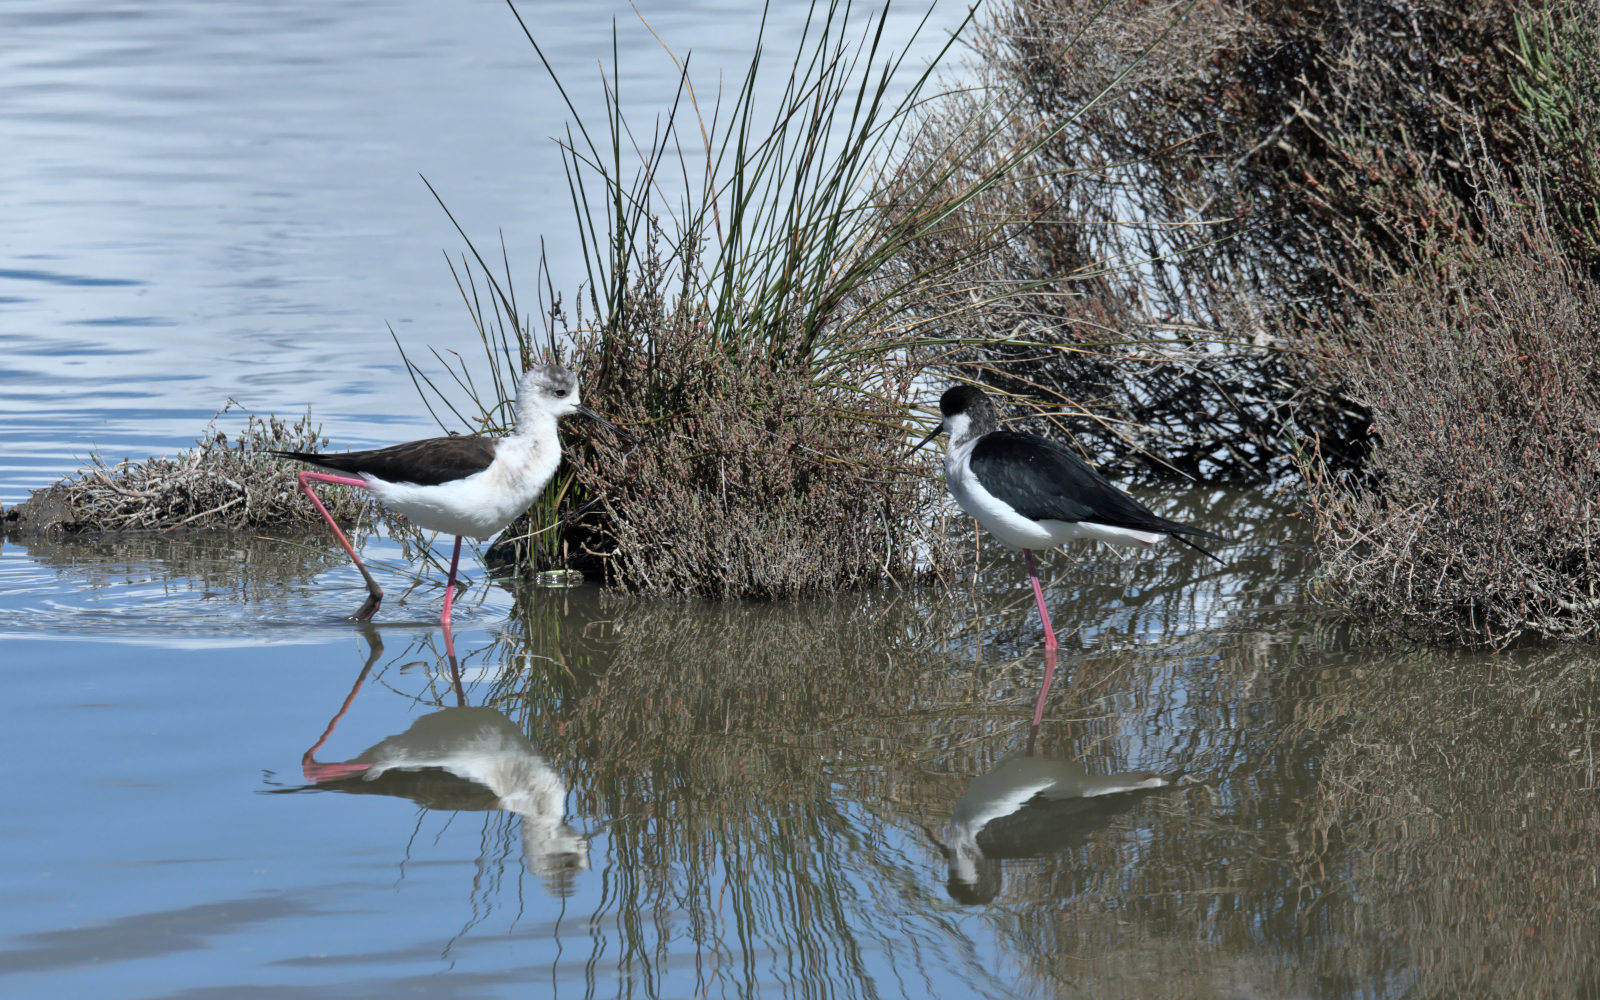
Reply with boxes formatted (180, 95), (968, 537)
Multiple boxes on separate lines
(272, 436), (498, 487)
(968, 431), (1222, 541)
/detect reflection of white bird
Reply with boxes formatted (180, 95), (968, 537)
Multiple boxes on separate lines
(939, 753), (1168, 904)
(306, 707), (588, 891)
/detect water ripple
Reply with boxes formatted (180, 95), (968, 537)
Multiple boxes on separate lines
(0, 529), (513, 646)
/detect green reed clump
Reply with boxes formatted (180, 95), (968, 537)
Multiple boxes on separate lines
(3, 407), (369, 532)
(562, 238), (927, 596)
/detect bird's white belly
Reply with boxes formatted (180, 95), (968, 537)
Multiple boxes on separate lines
(945, 457), (1162, 551)
(366, 441), (556, 540)
(365, 473), (521, 538)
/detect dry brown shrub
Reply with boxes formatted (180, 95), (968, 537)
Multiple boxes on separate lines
(986, 0), (1538, 301)
(1302, 204), (1600, 646)
(910, 0), (1599, 484)
(881, 0), (1371, 483)
(3, 408), (368, 532)
(555, 267), (935, 598)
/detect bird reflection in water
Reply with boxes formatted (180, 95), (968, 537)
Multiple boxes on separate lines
(933, 746), (1170, 905)
(289, 628), (588, 894)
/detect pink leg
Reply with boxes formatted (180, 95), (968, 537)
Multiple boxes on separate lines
(297, 470), (383, 621)
(1023, 548), (1058, 651)
(440, 535), (463, 629)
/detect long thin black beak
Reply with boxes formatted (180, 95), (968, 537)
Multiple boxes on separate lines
(910, 422), (944, 456)
(575, 404), (636, 442)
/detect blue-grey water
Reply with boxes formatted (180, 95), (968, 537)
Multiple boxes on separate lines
(2, 0), (963, 506)
(4, 2), (1598, 999)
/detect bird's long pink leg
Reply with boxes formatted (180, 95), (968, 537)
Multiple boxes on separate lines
(1023, 550), (1060, 730)
(439, 535), (463, 629)
(1023, 548), (1058, 651)
(297, 470), (383, 621)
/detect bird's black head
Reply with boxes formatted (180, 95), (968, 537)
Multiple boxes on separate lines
(912, 383), (999, 454)
(938, 384), (990, 419)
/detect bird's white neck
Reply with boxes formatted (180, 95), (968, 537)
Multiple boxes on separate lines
(509, 389), (556, 441)
(942, 415), (981, 482)
(944, 413), (982, 450)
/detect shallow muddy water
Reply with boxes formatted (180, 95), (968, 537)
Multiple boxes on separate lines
(3, 502), (1598, 999)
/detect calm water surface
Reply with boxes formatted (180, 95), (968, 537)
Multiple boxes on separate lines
(3, 2), (1599, 999)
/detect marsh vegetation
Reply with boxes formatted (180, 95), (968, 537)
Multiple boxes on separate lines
(9, 0), (1597, 647)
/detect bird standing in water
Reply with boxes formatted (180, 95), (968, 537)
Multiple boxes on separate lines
(915, 383), (1223, 653)
(273, 364), (623, 627)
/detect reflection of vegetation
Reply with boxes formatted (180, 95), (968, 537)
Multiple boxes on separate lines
(1287, 646), (1600, 998)
(449, 549), (1298, 996)
(6, 527), (361, 595)
(447, 556), (1598, 998)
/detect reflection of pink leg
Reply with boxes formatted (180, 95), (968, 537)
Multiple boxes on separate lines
(301, 635), (380, 783)
(441, 621), (466, 706)
(297, 470), (382, 621)
(1023, 549), (1058, 651)
(303, 758), (372, 782)
(440, 535), (463, 628)
(1030, 648), (1059, 733)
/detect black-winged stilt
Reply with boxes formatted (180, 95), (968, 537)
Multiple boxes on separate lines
(273, 363), (622, 627)
(915, 383), (1223, 658)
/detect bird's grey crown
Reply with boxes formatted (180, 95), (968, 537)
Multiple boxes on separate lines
(523, 363), (578, 398)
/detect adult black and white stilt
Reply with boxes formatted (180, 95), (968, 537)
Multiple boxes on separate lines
(915, 385), (1223, 721)
(273, 363), (623, 628)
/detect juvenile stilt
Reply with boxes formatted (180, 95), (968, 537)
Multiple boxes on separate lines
(274, 364), (626, 628)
